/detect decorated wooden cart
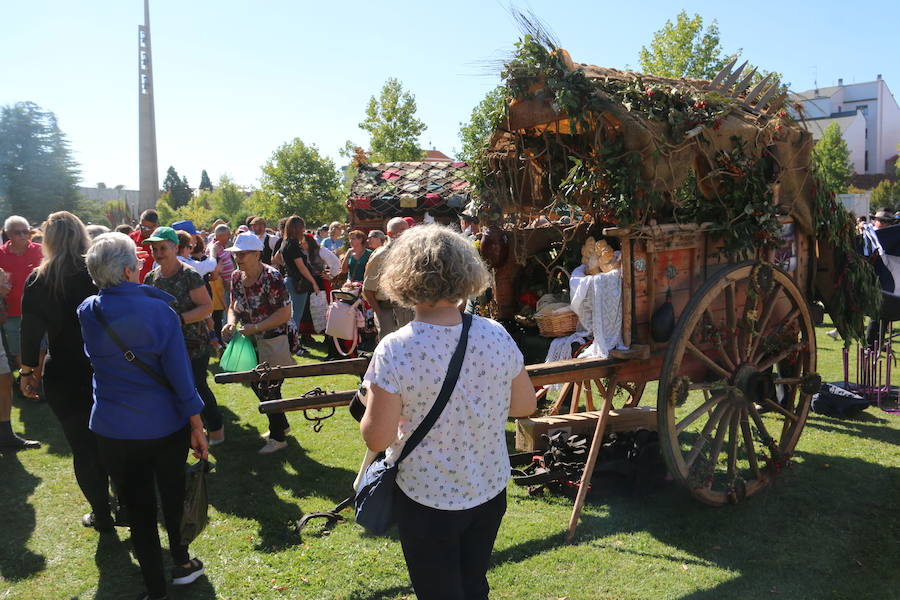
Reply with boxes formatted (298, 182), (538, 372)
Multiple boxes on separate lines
(214, 32), (879, 540)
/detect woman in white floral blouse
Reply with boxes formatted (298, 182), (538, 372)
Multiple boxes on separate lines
(360, 224), (536, 600)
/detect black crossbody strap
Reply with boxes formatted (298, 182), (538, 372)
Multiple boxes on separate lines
(395, 312), (472, 465)
(90, 300), (174, 392)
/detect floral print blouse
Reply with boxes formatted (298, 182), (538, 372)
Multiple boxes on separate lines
(230, 264), (299, 353)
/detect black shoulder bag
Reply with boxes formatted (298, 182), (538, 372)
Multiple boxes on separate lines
(90, 300), (173, 391)
(354, 312), (472, 535)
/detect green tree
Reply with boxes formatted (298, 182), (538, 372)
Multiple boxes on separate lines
(359, 78), (427, 162)
(458, 86), (507, 162)
(0, 101), (80, 222)
(871, 180), (900, 212)
(639, 11), (732, 79)
(162, 166), (192, 208)
(206, 175), (246, 224)
(812, 122), (853, 195)
(638, 11), (784, 89)
(199, 169), (213, 192)
(155, 193), (177, 226)
(260, 138), (344, 223)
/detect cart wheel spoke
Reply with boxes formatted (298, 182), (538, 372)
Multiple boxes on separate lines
(676, 389), (727, 434)
(707, 406), (732, 470)
(684, 402), (730, 469)
(724, 283), (740, 362)
(726, 410), (739, 484)
(739, 408), (761, 479)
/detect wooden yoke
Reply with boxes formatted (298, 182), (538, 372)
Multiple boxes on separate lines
(216, 355), (638, 415)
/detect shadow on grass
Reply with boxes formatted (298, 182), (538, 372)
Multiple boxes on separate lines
(90, 529), (219, 600)
(15, 392), (74, 457)
(494, 450), (900, 598)
(805, 412), (899, 445)
(92, 531), (140, 599)
(0, 452), (45, 581)
(344, 584), (414, 600)
(205, 405), (356, 552)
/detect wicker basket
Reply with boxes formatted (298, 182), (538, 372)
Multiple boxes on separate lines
(534, 309), (579, 338)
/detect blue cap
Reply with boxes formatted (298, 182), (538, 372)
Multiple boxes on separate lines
(171, 220), (197, 235)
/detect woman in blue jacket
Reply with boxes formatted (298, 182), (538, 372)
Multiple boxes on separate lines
(78, 232), (208, 600)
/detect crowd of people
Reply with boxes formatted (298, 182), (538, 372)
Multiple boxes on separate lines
(3, 206), (532, 600)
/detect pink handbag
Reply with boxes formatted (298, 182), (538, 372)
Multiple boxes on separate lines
(325, 291), (364, 356)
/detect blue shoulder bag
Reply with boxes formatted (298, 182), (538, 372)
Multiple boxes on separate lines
(354, 312), (472, 535)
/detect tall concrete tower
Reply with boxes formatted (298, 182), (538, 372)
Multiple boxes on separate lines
(138, 0), (159, 213)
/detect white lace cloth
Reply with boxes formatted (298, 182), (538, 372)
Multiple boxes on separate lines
(568, 264), (626, 359)
(544, 332), (589, 392)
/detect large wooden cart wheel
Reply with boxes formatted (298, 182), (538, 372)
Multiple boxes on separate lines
(657, 262), (820, 506)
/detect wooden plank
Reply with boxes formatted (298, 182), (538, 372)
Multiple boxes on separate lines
(515, 406), (658, 451)
(548, 381), (574, 416)
(609, 344), (650, 360)
(214, 357), (369, 384)
(566, 375), (616, 541)
(525, 356), (620, 387)
(570, 381), (582, 414)
(258, 390), (357, 414)
(647, 247), (658, 352)
(646, 233), (701, 253)
(621, 237), (633, 347)
(583, 380), (596, 412)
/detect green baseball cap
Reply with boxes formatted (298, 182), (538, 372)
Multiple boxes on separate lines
(146, 226), (179, 244)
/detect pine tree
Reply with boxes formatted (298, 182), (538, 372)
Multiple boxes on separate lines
(199, 169), (213, 191)
(162, 166), (193, 208)
(0, 102), (80, 221)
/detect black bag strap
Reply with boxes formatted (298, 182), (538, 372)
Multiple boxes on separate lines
(90, 300), (174, 392)
(395, 312), (472, 466)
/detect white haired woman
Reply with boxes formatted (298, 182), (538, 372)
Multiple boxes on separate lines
(77, 233), (208, 600)
(20, 212), (114, 528)
(360, 224), (537, 600)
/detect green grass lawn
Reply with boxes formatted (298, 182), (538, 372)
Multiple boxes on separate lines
(2, 326), (899, 600)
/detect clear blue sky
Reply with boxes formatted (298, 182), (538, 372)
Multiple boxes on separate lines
(2, 0), (896, 190)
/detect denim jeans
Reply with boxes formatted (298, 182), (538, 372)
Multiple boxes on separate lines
(284, 277), (309, 331)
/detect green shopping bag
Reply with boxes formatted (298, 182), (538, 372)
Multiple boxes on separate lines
(219, 331), (258, 372)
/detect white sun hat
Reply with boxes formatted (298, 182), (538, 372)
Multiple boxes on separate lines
(225, 231), (264, 252)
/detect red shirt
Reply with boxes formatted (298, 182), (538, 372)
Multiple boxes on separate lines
(129, 229), (154, 283)
(0, 241), (43, 317)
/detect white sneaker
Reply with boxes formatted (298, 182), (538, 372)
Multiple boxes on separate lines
(261, 427), (290, 440)
(827, 329), (839, 341)
(258, 439), (287, 454)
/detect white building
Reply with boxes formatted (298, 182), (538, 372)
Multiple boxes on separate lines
(790, 76), (900, 175)
(79, 186), (141, 219)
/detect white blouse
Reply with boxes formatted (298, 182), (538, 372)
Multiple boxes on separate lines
(364, 315), (523, 510)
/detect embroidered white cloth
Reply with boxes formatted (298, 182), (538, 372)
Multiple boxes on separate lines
(543, 331), (589, 392)
(568, 264), (626, 358)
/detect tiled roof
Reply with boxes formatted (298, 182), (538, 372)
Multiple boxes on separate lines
(347, 161), (470, 216)
(423, 149), (453, 162)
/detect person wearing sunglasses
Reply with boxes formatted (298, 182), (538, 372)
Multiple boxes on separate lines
(0, 215), (44, 375)
(127, 209), (160, 283)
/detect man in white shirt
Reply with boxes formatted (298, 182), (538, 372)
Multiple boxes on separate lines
(250, 217), (279, 264)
